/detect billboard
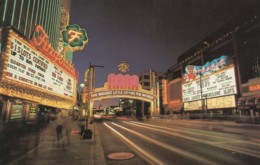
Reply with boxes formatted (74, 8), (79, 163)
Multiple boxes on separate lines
(184, 95), (236, 111)
(1, 30), (76, 99)
(182, 66), (237, 102)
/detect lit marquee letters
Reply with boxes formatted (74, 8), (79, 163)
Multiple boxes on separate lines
(108, 74), (139, 90)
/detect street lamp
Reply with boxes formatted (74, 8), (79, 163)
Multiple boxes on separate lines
(199, 72), (204, 117)
(199, 72), (207, 118)
(129, 99), (133, 117)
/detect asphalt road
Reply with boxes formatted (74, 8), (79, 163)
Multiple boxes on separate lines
(98, 119), (260, 165)
(1, 118), (260, 165)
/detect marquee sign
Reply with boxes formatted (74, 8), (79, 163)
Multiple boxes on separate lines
(30, 26), (77, 78)
(2, 30), (76, 98)
(182, 66), (237, 102)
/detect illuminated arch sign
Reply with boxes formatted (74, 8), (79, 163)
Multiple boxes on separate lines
(89, 90), (154, 101)
(107, 74), (139, 90)
(83, 72), (160, 117)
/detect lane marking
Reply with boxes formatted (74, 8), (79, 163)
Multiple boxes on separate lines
(123, 121), (260, 159)
(104, 122), (165, 165)
(127, 121), (260, 146)
(111, 122), (218, 165)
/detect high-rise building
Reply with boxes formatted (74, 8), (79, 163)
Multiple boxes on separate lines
(137, 70), (164, 117)
(0, 0), (77, 124)
(0, 0), (62, 50)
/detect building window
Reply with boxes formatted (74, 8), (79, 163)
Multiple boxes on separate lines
(252, 56), (260, 78)
(144, 82), (150, 86)
(144, 75), (150, 79)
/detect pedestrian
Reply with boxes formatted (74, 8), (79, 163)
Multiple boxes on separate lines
(55, 114), (63, 143)
(63, 116), (72, 144)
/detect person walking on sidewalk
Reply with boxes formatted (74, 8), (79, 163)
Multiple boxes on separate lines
(54, 114), (64, 143)
(63, 116), (72, 144)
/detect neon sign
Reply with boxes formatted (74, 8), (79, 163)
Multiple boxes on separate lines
(249, 84), (260, 92)
(162, 79), (168, 105)
(90, 90), (154, 100)
(107, 74), (139, 90)
(62, 24), (88, 52)
(183, 55), (228, 81)
(29, 26), (77, 78)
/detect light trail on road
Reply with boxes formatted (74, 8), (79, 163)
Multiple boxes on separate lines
(110, 122), (219, 165)
(123, 121), (260, 159)
(104, 122), (165, 165)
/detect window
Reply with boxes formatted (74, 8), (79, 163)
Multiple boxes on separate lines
(144, 75), (150, 79)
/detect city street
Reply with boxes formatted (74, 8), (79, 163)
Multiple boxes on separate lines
(1, 118), (260, 164)
(98, 118), (260, 165)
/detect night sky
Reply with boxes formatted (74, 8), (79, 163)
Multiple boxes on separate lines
(70, 0), (259, 88)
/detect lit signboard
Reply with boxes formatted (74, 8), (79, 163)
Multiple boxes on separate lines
(162, 79), (168, 105)
(107, 74), (139, 90)
(90, 90), (154, 101)
(184, 95), (236, 111)
(182, 66), (237, 102)
(62, 24), (88, 52)
(183, 55), (227, 82)
(3, 31), (75, 98)
(10, 103), (23, 120)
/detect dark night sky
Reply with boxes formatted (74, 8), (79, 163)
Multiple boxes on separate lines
(70, 0), (259, 88)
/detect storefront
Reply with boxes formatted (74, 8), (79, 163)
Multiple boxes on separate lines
(162, 78), (183, 114)
(238, 77), (260, 120)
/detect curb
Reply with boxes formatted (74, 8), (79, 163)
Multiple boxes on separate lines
(90, 123), (106, 165)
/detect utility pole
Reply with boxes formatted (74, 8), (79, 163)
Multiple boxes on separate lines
(84, 63), (104, 128)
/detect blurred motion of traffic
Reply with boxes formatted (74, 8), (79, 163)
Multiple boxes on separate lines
(1, 0), (260, 165)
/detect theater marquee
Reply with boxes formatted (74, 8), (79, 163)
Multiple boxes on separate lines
(0, 28), (77, 108)
(182, 66), (237, 102)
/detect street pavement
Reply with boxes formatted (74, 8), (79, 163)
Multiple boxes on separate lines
(0, 118), (106, 165)
(1, 116), (260, 165)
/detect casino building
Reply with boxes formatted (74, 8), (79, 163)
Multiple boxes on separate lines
(163, 6), (260, 119)
(0, 0), (76, 124)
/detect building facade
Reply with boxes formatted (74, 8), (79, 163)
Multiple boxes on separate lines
(0, 0), (77, 124)
(164, 7), (260, 119)
(137, 70), (164, 117)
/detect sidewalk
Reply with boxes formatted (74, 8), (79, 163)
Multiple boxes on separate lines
(8, 119), (106, 165)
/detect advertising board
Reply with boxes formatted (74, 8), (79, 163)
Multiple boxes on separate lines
(10, 103), (23, 120)
(2, 32), (75, 98)
(182, 66), (237, 102)
(90, 90), (154, 101)
(184, 95), (236, 111)
(28, 105), (37, 121)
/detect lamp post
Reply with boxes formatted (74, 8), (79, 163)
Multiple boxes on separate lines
(129, 99), (133, 117)
(199, 72), (204, 118)
(199, 72), (208, 118)
(83, 63), (104, 128)
(79, 83), (86, 117)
